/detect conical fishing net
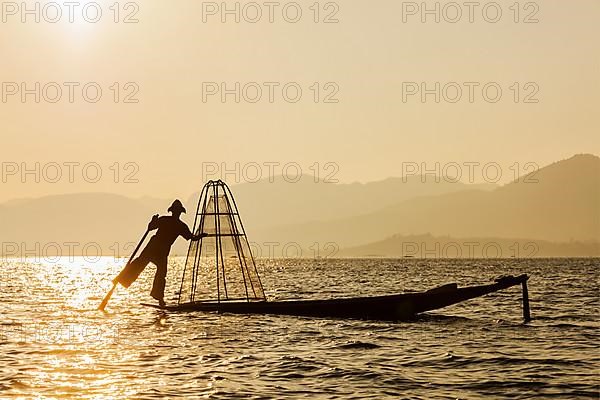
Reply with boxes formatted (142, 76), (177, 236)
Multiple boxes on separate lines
(178, 180), (265, 304)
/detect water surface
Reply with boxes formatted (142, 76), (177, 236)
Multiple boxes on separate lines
(1, 258), (598, 399)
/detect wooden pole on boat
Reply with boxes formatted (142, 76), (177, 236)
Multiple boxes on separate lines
(521, 278), (531, 322)
(98, 228), (149, 311)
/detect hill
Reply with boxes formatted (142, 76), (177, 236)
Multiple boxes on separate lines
(337, 233), (600, 258)
(255, 154), (600, 248)
(0, 175), (494, 256)
(0, 155), (597, 257)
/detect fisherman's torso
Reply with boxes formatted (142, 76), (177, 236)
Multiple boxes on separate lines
(146, 216), (190, 256)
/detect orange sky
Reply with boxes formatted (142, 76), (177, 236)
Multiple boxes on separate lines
(0, 0), (598, 201)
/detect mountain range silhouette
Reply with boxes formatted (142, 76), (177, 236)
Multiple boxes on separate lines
(0, 154), (597, 257)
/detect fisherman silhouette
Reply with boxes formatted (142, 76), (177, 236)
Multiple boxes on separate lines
(114, 199), (207, 307)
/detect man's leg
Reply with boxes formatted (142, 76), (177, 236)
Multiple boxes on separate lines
(114, 252), (151, 288)
(150, 257), (168, 304)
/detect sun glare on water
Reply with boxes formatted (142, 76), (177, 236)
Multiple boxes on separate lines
(34, 256), (122, 310)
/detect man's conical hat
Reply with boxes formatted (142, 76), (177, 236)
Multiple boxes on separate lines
(168, 199), (186, 213)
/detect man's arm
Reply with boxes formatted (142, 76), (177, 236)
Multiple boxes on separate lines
(191, 232), (209, 241)
(181, 222), (209, 241)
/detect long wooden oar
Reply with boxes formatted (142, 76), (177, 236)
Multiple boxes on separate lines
(98, 228), (150, 311)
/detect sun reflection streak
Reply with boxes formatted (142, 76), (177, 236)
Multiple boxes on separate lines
(1, 256), (161, 397)
(32, 256), (125, 310)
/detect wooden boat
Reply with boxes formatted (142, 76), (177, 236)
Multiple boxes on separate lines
(143, 274), (531, 321)
(144, 182), (531, 322)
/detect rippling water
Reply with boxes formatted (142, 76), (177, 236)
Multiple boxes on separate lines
(0, 258), (598, 399)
